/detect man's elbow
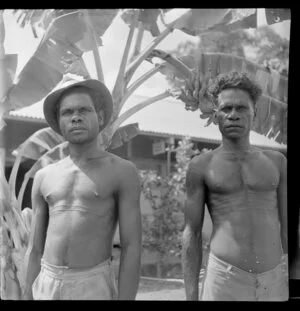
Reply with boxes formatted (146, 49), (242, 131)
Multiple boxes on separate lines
(121, 239), (141, 258)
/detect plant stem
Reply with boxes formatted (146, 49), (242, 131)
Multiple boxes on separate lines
(0, 10), (5, 58)
(118, 66), (161, 113)
(112, 90), (170, 131)
(148, 49), (192, 79)
(0, 11), (6, 170)
(15, 169), (32, 212)
(82, 10), (104, 83)
(112, 10), (140, 101)
(124, 19), (177, 86)
(128, 21), (144, 63)
(8, 153), (23, 202)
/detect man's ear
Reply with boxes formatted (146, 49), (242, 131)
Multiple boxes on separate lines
(253, 106), (257, 119)
(212, 109), (219, 125)
(98, 110), (105, 127)
(250, 106), (257, 130)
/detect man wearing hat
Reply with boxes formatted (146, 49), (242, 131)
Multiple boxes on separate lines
(23, 78), (142, 300)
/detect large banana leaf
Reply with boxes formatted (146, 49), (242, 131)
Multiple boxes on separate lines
(121, 9), (172, 37)
(8, 127), (65, 207)
(108, 123), (139, 150)
(12, 10), (55, 37)
(6, 10), (118, 111)
(0, 54), (18, 130)
(174, 9), (257, 36)
(0, 162), (29, 299)
(39, 10), (118, 51)
(12, 127), (65, 161)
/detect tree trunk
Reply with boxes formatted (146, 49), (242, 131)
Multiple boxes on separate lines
(157, 216), (164, 278)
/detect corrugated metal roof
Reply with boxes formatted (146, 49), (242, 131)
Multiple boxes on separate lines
(7, 94), (286, 150)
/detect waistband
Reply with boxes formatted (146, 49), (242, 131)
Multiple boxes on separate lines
(207, 252), (284, 278)
(40, 258), (112, 280)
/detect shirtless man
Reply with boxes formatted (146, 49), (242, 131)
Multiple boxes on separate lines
(23, 79), (142, 300)
(182, 71), (288, 301)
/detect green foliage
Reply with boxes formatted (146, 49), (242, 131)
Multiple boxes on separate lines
(241, 26), (289, 76)
(169, 25), (289, 77)
(167, 25), (289, 144)
(140, 137), (207, 261)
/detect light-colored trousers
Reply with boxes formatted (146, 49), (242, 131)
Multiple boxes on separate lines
(32, 258), (118, 300)
(201, 252), (289, 301)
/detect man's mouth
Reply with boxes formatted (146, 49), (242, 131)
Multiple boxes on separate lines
(226, 124), (243, 129)
(70, 127), (85, 132)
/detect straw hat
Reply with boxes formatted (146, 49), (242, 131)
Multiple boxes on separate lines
(43, 78), (113, 135)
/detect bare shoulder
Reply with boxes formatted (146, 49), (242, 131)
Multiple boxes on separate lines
(186, 150), (214, 184)
(188, 149), (214, 172)
(106, 153), (140, 183)
(261, 149), (286, 168)
(33, 164), (51, 182)
(108, 153), (138, 171)
(34, 160), (63, 178)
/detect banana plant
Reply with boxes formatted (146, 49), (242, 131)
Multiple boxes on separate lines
(0, 9), (289, 299)
(173, 52), (288, 144)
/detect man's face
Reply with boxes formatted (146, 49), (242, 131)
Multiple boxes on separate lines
(58, 91), (104, 144)
(216, 88), (255, 139)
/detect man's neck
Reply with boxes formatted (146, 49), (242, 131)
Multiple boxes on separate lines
(221, 136), (253, 154)
(68, 139), (104, 163)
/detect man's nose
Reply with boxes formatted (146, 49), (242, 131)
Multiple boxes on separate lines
(228, 109), (239, 120)
(71, 112), (83, 122)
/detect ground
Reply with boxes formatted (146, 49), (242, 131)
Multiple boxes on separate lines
(136, 288), (185, 300)
(136, 277), (200, 300)
(136, 260), (300, 300)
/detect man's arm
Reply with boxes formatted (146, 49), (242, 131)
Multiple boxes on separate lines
(277, 153), (287, 255)
(23, 170), (49, 300)
(182, 156), (206, 301)
(117, 161), (141, 300)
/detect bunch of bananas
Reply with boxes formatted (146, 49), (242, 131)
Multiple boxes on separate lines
(177, 69), (218, 126)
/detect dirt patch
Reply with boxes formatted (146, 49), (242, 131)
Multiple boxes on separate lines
(138, 277), (184, 293)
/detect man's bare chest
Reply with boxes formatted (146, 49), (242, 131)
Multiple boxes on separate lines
(206, 154), (280, 193)
(41, 163), (117, 205)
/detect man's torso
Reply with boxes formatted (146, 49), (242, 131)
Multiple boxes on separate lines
(203, 148), (283, 273)
(40, 154), (122, 268)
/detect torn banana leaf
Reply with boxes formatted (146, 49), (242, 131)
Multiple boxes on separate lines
(13, 127), (65, 161)
(108, 123), (140, 150)
(121, 9), (172, 37)
(174, 9), (257, 36)
(0, 164), (29, 300)
(8, 127), (65, 203)
(6, 9), (118, 111)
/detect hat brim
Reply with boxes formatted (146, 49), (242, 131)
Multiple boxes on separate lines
(43, 79), (113, 135)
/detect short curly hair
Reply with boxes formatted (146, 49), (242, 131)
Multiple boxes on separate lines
(208, 71), (262, 107)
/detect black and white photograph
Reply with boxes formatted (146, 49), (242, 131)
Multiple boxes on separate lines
(0, 8), (297, 301)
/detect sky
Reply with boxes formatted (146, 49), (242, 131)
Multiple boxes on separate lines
(3, 8), (291, 98)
